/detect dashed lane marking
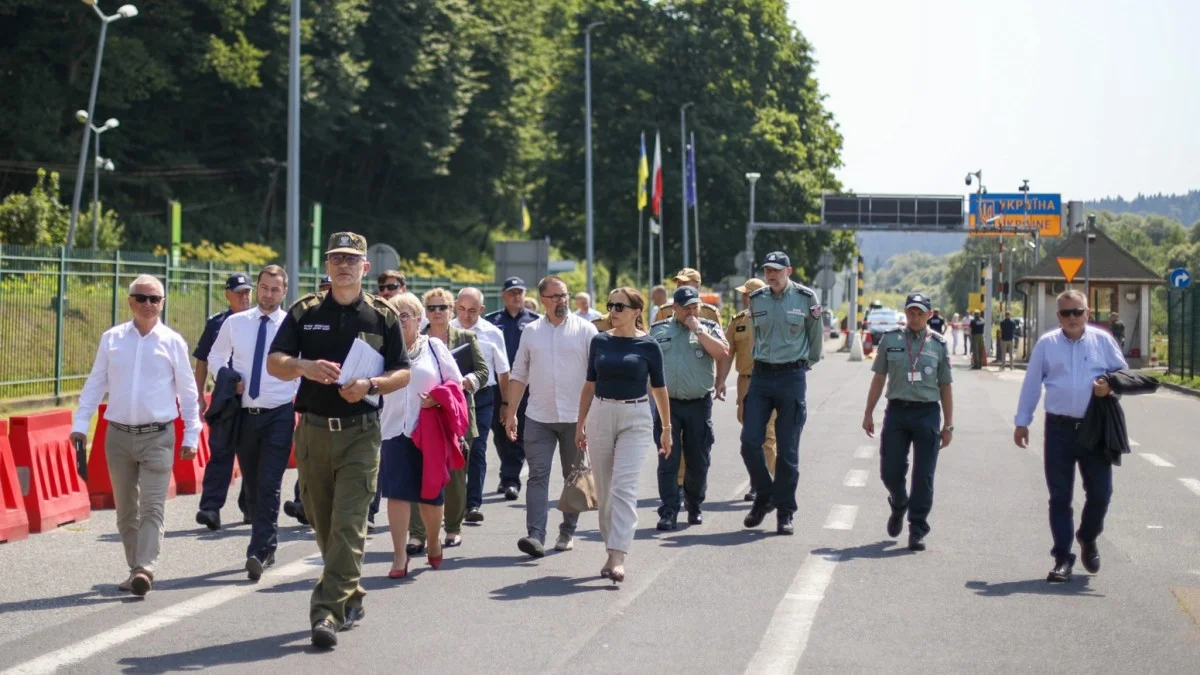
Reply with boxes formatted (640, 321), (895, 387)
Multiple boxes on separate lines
(743, 553), (842, 675)
(854, 445), (875, 460)
(1180, 478), (1200, 497)
(1138, 453), (1174, 467)
(843, 469), (868, 488)
(823, 504), (858, 531)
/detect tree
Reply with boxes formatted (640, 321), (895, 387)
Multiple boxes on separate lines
(0, 169), (123, 248)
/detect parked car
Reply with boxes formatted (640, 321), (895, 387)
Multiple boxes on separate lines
(821, 309), (839, 340)
(863, 308), (905, 352)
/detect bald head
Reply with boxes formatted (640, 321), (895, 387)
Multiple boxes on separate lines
(456, 286), (485, 328)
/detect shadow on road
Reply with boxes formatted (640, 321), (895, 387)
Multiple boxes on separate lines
(656, 529), (769, 548)
(96, 524), (312, 544)
(0, 585), (139, 614)
(115, 630), (312, 672)
(489, 575), (613, 601)
(811, 540), (915, 561)
(965, 578), (1104, 598)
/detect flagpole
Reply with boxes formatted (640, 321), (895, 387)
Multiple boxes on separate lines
(680, 102), (694, 268)
(637, 209), (644, 288)
(658, 218), (665, 285)
(691, 131), (700, 275)
(648, 221), (655, 293)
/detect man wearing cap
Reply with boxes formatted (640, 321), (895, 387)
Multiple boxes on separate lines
(717, 277), (777, 502)
(486, 277), (539, 499)
(318, 275), (332, 293)
(741, 251), (823, 535)
(650, 286), (728, 530)
(193, 273), (253, 530)
(861, 292), (954, 552)
(268, 231), (410, 649)
(653, 268), (721, 324)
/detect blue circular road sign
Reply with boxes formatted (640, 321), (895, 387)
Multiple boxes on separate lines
(1169, 268), (1192, 289)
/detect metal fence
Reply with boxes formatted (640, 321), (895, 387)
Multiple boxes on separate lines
(0, 244), (502, 401)
(1167, 288), (1199, 378)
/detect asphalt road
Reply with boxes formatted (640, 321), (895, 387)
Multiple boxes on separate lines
(2, 346), (1200, 674)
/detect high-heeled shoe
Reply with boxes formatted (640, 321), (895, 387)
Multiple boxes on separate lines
(388, 561), (409, 579)
(600, 568), (612, 579)
(609, 566), (624, 584)
(428, 555), (443, 570)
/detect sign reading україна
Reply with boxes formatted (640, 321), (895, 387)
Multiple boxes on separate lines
(968, 193), (1062, 237)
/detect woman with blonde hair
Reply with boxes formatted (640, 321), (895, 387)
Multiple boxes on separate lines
(378, 292), (463, 577)
(575, 287), (671, 583)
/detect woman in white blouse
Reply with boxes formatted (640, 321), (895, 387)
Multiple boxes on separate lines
(379, 292), (462, 579)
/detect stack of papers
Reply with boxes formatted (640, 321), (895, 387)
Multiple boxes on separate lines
(337, 338), (386, 407)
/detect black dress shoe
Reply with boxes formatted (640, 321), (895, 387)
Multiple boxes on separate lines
(195, 510), (221, 531)
(405, 540), (426, 556)
(776, 513), (794, 535)
(242, 512), (252, 525)
(1077, 534), (1100, 574)
(342, 606), (365, 631)
(504, 486), (520, 501)
(886, 498), (907, 538)
(1047, 559), (1073, 583)
(744, 489), (757, 502)
(465, 508), (485, 523)
(283, 501), (309, 525)
(657, 512), (677, 531)
(311, 620), (338, 649)
(246, 556), (264, 581)
(744, 503), (775, 529)
(907, 534), (926, 551)
(687, 509), (703, 526)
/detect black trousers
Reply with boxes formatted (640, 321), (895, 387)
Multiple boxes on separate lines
(236, 403), (296, 561)
(199, 426), (248, 515)
(655, 394), (714, 516)
(879, 401), (941, 538)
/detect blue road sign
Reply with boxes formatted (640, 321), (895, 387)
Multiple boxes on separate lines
(968, 193), (1063, 236)
(1169, 268), (1192, 289)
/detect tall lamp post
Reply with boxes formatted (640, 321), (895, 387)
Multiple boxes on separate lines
(75, 111), (118, 249)
(284, 0), (302, 305)
(745, 172), (760, 278)
(680, 102), (694, 268)
(583, 20), (603, 301)
(68, 0), (138, 249)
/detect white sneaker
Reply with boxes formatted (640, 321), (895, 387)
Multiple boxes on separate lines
(554, 533), (574, 552)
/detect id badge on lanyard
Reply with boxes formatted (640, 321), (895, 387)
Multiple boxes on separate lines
(906, 332), (927, 383)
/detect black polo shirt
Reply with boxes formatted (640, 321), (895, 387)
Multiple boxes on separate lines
(269, 290), (408, 417)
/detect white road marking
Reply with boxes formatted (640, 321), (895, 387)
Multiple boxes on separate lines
(1147, 525), (1164, 529)
(854, 445), (875, 459)
(1, 555), (324, 675)
(1180, 478), (1200, 497)
(843, 469), (868, 487)
(823, 504), (858, 530)
(1138, 453), (1174, 467)
(1129, 439), (1141, 447)
(743, 553), (842, 675)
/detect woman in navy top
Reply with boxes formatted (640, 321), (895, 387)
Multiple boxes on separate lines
(576, 287), (671, 583)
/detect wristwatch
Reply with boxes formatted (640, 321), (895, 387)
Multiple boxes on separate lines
(942, 424), (954, 432)
(693, 325), (704, 335)
(366, 378), (380, 396)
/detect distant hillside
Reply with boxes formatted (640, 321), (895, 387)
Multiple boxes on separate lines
(857, 232), (966, 271)
(1086, 190), (1200, 227)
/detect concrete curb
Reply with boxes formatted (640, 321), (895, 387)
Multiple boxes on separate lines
(1158, 381), (1200, 400)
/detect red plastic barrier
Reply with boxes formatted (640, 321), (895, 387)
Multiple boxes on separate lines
(0, 420), (30, 543)
(8, 410), (91, 533)
(172, 416), (212, 494)
(87, 405), (177, 509)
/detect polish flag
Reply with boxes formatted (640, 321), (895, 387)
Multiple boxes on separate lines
(651, 132), (663, 217)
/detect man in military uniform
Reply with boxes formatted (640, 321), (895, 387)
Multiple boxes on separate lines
(485, 277), (539, 499)
(284, 275), (333, 527)
(861, 292), (954, 552)
(650, 286), (729, 530)
(653, 268), (721, 324)
(193, 273), (253, 530)
(267, 231), (410, 650)
(741, 251), (823, 535)
(717, 277), (776, 502)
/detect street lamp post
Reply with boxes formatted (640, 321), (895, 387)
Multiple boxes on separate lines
(285, 0), (301, 305)
(68, 1), (138, 249)
(745, 172), (760, 278)
(1084, 213), (1096, 303)
(680, 102), (694, 269)
(584, 20), (603, 302)
(77, 111), (119, 250)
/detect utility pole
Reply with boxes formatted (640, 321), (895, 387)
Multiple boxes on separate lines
(584, 21), (603, 301)
(285, 0), (301, 305)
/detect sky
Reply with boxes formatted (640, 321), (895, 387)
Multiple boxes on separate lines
(789, 0), (1200, 203)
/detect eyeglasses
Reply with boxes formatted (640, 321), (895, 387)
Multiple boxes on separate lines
(1057, 308), (1087, 318)
(130, 294), (163, 305)
(426, 304), (450, 312)
(378, 283), (401, 292)
(541, 293), (569, 303)
(606, 302), (634, 313)
(327, 253), (364, 266)
(397, 312), (413, 322)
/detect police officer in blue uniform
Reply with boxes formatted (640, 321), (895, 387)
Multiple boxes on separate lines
(485, 277), (539, 499)
(740, 251), (823, 535)
(194, 273), (253, 529)
(861, 292), (954, 551)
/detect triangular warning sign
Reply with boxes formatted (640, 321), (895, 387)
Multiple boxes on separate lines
(1057, 257), (1084, 283)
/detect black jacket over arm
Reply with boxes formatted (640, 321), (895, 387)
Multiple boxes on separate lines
(205, 366), (243, 453)
(1078, 370), (1159, 466)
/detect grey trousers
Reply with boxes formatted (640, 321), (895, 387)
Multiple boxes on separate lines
(106, 425), (175, 575)
(524, 418), (581, 544)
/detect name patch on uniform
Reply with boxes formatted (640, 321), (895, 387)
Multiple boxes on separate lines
(787, 308), (805, 316)
(752, 311), (767, 318)
(304, 324), (331, 331)
(886, 347), (904, 352)
(736, 325), (747, 332)
(656, 337), (671, 344)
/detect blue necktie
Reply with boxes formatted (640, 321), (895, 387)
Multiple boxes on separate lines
(249, 315), (268, 400)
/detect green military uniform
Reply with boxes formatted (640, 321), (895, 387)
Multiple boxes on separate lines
(269, 232), (407, 632)
(870, 305), (952, 544)
(748, 282), (823, 365)
(650, 310), (726, 524)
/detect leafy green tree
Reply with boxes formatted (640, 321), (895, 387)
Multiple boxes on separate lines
(0, 169), (123, 248)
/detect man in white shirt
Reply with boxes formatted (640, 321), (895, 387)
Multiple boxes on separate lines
(574, 292), (603, 322)
(454, 287), (511, 523)
(1015, 289), (1128, 583)
(505, 276), (597, 558)
(70, 274), (201, 597)
(208, 265), (300, 581)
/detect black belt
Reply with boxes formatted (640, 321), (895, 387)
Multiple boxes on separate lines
(303, 411), (378, 432)
(753, 359), (808, 373)
(887, 400), (939, 410)
(1046, 413), (1084, 428)
(670, 393), (711, 403)
(243, 402), (293, 416)
(596, 396), (649, 404)
(110, 421), (170, 435)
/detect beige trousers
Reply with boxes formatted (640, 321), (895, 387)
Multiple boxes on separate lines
(106, 425), (175, 575)
(587, 398), (653, 554)
(737, 374), (777, 474)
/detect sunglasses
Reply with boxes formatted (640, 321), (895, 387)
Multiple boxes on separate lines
(130, 294), (163, 305)
(378, 283), (401, 292)
(426, 304), (450, 312)
(606, 302), (635, 313)
(327, 253), (364, 266)
(1057, 308), (1087, 318)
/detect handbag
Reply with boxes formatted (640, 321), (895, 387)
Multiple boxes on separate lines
(558, 455), (598, 513)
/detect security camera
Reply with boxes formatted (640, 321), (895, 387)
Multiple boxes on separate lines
(964, 173), (973, 186)
(75, 110), (89, 124)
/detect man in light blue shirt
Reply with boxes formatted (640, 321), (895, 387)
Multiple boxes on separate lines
(1014, 289), (1127, 583)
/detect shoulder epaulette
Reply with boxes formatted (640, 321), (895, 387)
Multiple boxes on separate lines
(206, 311), (224, 321)
(884, 328), (903, 335)
(748, 286), (769, 298)
(791, 281), (816, 297)
(929, 330), (947, 343)
(733, 309), (748, 320)
(650, 318), (673, 328)
(699, 318), (720, 327)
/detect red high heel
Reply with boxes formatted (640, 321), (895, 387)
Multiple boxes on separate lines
(428, 554), (443, 570)
(388, 560), (409, 579)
